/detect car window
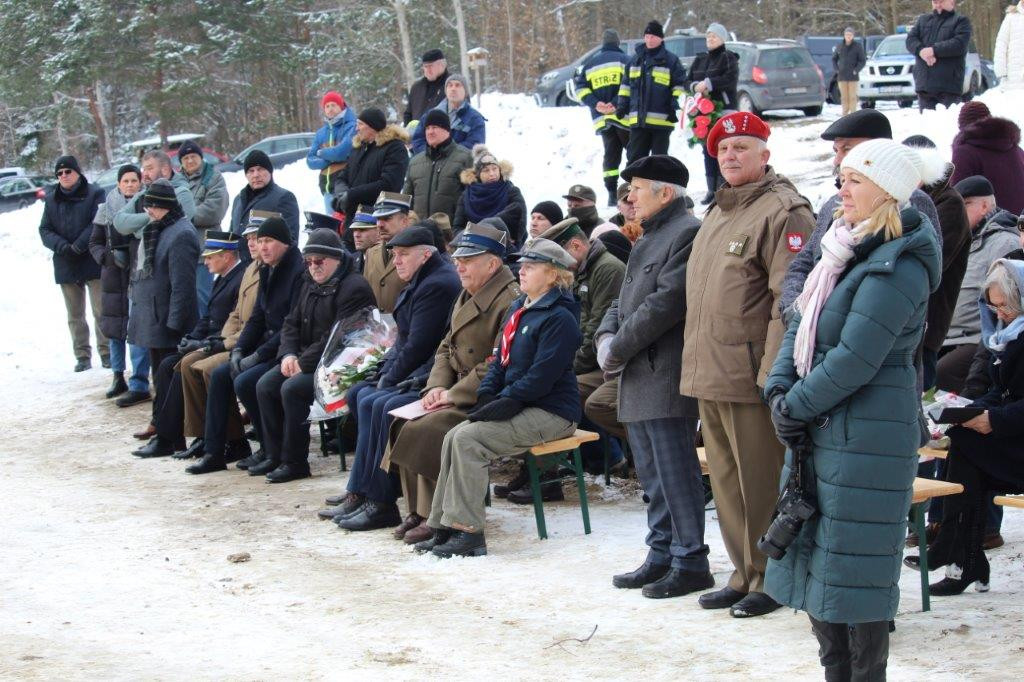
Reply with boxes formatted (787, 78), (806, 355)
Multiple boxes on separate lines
(803, 37), (840, 55)
(757, 48), (814, 69)
(4, 179), (29, 193)
(873, 36), (909, 58)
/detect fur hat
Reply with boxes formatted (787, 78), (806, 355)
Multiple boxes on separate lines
(471, 144), (510, 178)
(841, 139), (948, 204)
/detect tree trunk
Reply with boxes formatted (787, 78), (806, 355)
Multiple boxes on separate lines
(505, 0), (514, 90)
(52, 92), (69, 157)
(392, 0), (416, 87)
(452, 0), (469, 76)
(87, 81), (113, 169)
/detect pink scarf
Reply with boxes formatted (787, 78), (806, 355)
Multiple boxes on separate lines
(793, 219), (859, 378)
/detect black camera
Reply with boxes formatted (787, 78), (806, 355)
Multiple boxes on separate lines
(757, 444), (817, 561)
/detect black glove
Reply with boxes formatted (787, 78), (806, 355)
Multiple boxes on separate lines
(69, 243), (85, 255)
(237, 352), (260, 375)
(395, 375), (426, 393)
(56, 243), (72, 256)
(111, 249), (128, 270)
(376, 373), (395, 390)
(467, 397), (524, 422)
(204, 337), (226, 355)
(177, 337), (206, 355)
(331, 191), (348, 212)
(229, 348), (245, 378)
(768, 390), (808, 449)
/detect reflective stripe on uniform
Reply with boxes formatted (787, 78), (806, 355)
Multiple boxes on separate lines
(628, 67), (641, 79)
(592, 113), (625, 130)
(585, 63), (624, 89)
(651, 66), (671, 86)
(576, 87), (593, 100)
(672, 87), (684, 99)
(603, 169), (620, 178)
(617, 85), (631, 97)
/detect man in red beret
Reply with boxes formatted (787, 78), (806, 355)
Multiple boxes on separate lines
(681, 111), (815, 618)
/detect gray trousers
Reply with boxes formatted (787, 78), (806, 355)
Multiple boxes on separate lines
(428, 407), (575, 533)
(59, 280), (108, 362)
(626, 417), (710, 571)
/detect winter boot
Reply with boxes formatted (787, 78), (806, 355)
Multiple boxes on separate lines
(106, 372), (129, 399)
(431, 530), (487, 558)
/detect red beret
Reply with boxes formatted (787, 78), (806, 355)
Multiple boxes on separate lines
(706, 112), (771, 158)
(321, 91), (345, 110)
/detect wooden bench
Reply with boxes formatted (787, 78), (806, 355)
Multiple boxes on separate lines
(524, 429), (599, 540)
(994, 495), (1024, 509)
(918, 446), (948, 460)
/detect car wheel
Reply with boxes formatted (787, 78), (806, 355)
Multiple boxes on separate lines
(827, 80), (840, 104)
(860, 99), (876, 109)
(17, 199), (28, 209)
(737, 92), (760, 116)
(801, 105), (823, 117)
(898, 99), (914, 109)
(555, 92), (572, 107)
(969, 73), (981, 97)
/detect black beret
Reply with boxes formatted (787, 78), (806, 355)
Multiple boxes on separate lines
(953, 175), (995, 199)
(386, 226), (435, 249)
(820, 109), (892, 141)
(421, 48), (445, 63)
(621, 154), (689, 188)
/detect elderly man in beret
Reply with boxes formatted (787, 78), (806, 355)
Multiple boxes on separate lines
(594, 154), (711, 599)
(334, 225), (461, 531)
(344, 222), (520, 544)
(681, 112), (814, 617)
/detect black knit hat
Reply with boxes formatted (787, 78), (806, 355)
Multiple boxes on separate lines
(422, 108), (451, 131)
(142, 178), (179, 210)
(256, 216), (292, 245)
(953, 175), (995, 199)
(644, 21), (664, 38)
(303, 228), (344, 258)
(244, 149), (273, 174)
(621, 154), (689, 187)
(598, 230), (631, 264)
(820, 109), (892, 141)
(603, 29), (620, 46)
(421, 48), (445, 63)
(117, 164), (141, 182)
(177, 139), (203, 162)
(54, 155), (82, 176)
(358, 107), (387, 132)
(531, 201), (563, 226)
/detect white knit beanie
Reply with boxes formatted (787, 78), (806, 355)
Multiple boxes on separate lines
(841, 139), (947, 203)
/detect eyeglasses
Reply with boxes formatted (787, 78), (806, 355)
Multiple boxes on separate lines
(304, 257), (326, 267)
(55, 169), (75, 177)
(987, 301), (1014, 314)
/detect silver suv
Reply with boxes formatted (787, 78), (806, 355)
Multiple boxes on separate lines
(858, 33), (983, 108)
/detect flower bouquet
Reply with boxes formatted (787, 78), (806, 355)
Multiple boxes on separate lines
(682, 94), (724, 148)
(312, 307), (396, 417)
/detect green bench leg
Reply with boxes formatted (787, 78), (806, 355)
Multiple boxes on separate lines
(526, 453), (548, 540)
(572, 447), (592, 535)
(912, 501), (931, 612)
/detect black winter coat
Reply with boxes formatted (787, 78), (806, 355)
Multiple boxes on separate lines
(88, 221), (133, 340)
(237, 245), (305, 362)
(39, 178), (105, 284)
(687, 45), (740, 109)
(923, 175), (971, 353)
(403, 69), (449, 125)
(336, 125), (411, 229)
(228, 181), (300, 251)
(906, 9), (972, 95)
(379, 252), (462, 386)
(189, 261), (245, 340)
(278, 253), (376, 372)
(832, 40), (867, 81)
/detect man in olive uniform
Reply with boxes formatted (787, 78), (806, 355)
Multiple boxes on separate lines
(347, 205), (381, 274)
(681, 112), (815, 618)
(362, 192), (413, 312)
(380, 222), (520, 544)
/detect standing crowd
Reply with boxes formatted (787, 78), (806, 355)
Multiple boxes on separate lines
(37, 6), (1024, 679)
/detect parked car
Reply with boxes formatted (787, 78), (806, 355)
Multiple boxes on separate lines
(800, 34), (884, 103)
(0, 166), (26, 180)
(125, 133), (227, 169)
(535, 30), (707, 107)
(216, 132), (315, 173)
(980, 58), (999, 91)
(858, 33), (983, 108)
(0, 175), (50, 212)
(728, 40), (827, 117)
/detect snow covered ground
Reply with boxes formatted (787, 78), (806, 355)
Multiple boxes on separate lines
(2, 90), (1022, 678)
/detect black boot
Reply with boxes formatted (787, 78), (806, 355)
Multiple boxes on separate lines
(698, 586), (746, 609)
(265, 463), (311, 483)
(641, 568), (715, 599)
(172, 438), (206, 460)
(493, 464), (529, 499)
(612, 561), (671, 589)
(115, 390), (151, 408)
(507, 477), (564, 504)
(223, 438), (251, 463)
(186, 452), (226, 475)
(729, 592), (781, 618)
(74, 359), (91, 372)
(414, 526), (452, 553)
(431, 530), (487, 558)
(247, 458), (280, 476)
(132, 436), (177, 458)
(235, 446), (264, 470)
(106, 372), (128, 399)
(337, 500), (402, 531)
(930, 504), (991, 596)
(606, 188), (617, 208)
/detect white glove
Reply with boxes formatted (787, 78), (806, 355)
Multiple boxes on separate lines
(596, 335), (617, 372)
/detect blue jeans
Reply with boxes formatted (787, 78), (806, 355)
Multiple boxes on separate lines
(108, 338), (150, 393)
(323, 193), (335, 214)
(195, 263), (213, 319)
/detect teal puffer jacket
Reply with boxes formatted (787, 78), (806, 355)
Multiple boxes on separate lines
(763, 208), (941, 624)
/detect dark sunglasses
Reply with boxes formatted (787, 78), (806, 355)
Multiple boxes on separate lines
(304, 257), (326, 267)
(55, 168), (75, 177)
